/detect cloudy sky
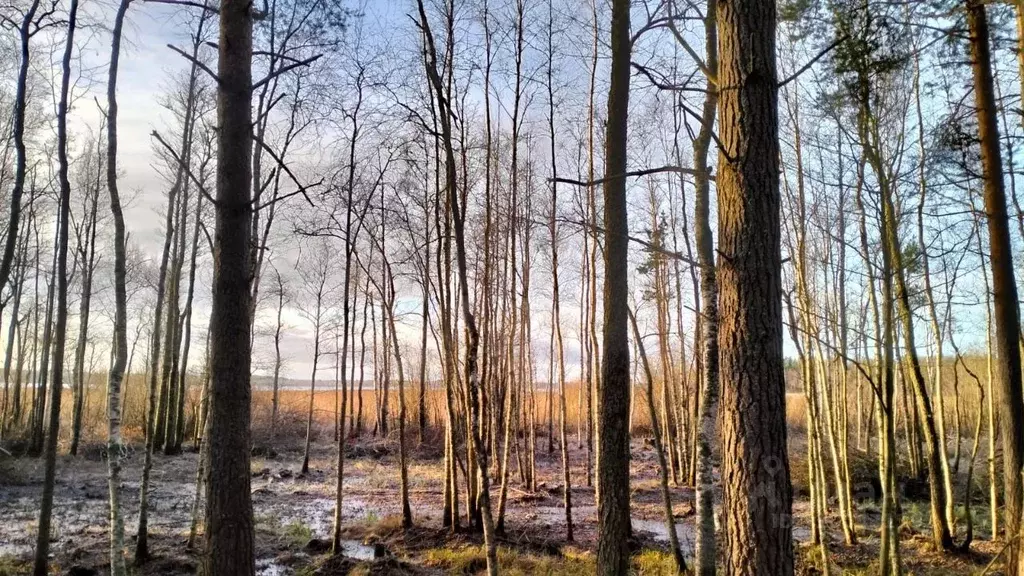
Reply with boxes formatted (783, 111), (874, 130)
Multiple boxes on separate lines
(21, 0), (996, 386)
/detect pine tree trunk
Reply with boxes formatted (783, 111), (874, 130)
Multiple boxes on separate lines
(596, 0), (632, 570)
(202, 0), (255, 571)
(715, 0), (793, 570)
(966, 0), (1024, 569)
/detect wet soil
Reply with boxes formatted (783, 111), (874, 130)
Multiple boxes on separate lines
(0, 435), (1002, 575)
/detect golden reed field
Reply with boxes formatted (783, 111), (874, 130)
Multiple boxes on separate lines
(27, 353), (991, 455)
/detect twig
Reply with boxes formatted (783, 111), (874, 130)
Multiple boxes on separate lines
(549, 164), (708, 188)
(252, 54), (323, 90)
(664, 19), (716, 85)
(778, 35), (848, 88)
(976, 530), (1021, 575)
(632, 62), (705, 93)
(534, 216), (703, 266)
(151, 130), (219, 208)
(676, 100), (732, 162)
(256, 179), (323, 210)
(145, 0), (218, 13)
(166, 44), (220, 85)
(253, 136), (318, 207)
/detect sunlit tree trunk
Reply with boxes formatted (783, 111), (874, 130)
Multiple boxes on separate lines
(965, 0), (1024, 569)
(691, 0), (721, 566)
(417, 1), (496, 570)
(596, 0), (632, 570)
(716, 0), (793, 569)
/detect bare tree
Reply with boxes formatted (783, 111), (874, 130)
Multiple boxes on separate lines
(298, 239), (334, 475)
(33, 1), (79, 573)
(416, 0), (498, 571)
(0, 0), (52, 295)
(103, 1), (132, 572)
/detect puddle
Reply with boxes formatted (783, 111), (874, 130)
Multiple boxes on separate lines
(255, 540), (378, 575)
(256, 558), (292, 576)
(256, 495), (374, 539)
(631, 517), (697, 554)
(533, 504), (596, 526)
(338, 539), (380, 561)
(0, 541), (33, 560)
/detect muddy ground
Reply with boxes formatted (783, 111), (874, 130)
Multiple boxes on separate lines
(0, 433), (1004, 575)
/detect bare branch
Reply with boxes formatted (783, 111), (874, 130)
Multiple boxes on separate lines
(151, 130), (218, 208)
(536, 216), (705, 267)
(632, 63), (706, 93)
(252, 136), (318, 207)
(252, 54), (323, 90)
(549, 165), (710, 188)
(166, 44), (220, 85)
(145, 0), (219, 13)
(256, 178), (324, 210)
(778, 35), (848, 88)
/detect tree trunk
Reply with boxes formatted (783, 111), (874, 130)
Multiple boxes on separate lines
(966, 0), (1024, 570)
(173, 185), (204, 451)
(271, 270), (285, 440)
(28, 220), (58, 457)
(382, 256), (413, 528)
(103, 3), (131, 571)
(912, 46), (955, 530)
(302, 297), (322, 475)
(0, 0), (43, 293)
(416, 1), (497, 569)
(70, 184), (99, 457)
(202, 0), (255, 571)
(715, 0), (793, 570)
(692, 0), (721, 569)
(33, 3), (78, 572)
(596, 0), (632, 570)
(630, 309), (686, 573)
(977, 234), (999, 540)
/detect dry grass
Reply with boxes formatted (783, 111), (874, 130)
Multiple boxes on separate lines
(4, 373), (664, 448)
(1, 353), (996, 460)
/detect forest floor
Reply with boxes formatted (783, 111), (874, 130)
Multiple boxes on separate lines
(0, 432), (1005, 575)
